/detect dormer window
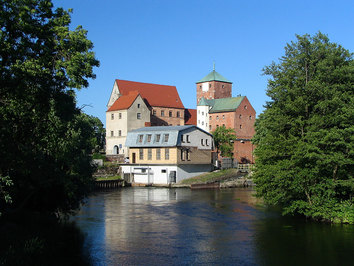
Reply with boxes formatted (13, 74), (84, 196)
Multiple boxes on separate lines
(147, 134), (152, 142)
(138, 134), (143, 143)
(164, 134), (169, 142)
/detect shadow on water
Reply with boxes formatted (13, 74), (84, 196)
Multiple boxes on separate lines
(72, 187), (354, 265)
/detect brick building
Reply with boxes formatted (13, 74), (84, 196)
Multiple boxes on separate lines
(196, 68), (256, 163)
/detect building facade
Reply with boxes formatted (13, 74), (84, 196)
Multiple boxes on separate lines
(106, 92), (150, 156)
(120, 125), (214, 184)
(196, 69), (256, 163)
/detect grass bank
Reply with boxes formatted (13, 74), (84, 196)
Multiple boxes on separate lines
(179, 168), (243, 185)
(95, 175), (121, 181)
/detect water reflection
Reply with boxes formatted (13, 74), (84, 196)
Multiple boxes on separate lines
(73, 188), (354, 265)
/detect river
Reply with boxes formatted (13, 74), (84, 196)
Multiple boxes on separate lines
(72, 187), (354, 265)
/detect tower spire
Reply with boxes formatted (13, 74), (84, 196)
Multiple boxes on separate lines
(213, 61), (215, 71)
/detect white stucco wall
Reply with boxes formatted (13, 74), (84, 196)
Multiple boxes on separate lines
(197, 105), (210, 132)
(121, 164), (212, 184)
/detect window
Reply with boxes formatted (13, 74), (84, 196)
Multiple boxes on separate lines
(148, 149), (152, 160)
(201, 139), (204, 146)
(153, 110), (156, 116)
(244, 105), (247, 110)
(186, 135), (190, 143)
(111, 131), (114, 137)
(187, 149), (191, 161)
(164, 134), (169, 142)
(239, 114), (242, 119)
(147, 134), (152, 142)
(209, 116), (212, 120)
(138, 134), (143, 143)
(217, 125), (219, 128)
(199, 85), (202, 89)
(119, 113), (122, 119)
(118, 130), (121, 136)
(216, 115), (219, 120)
(111, 113), (114, 120)
(240, 125), (242, 129)
(181, 135), (185, 143)
(223, 124), (225, 127)
(202, 111), (204, 116)
(202, 121), (204, 125)
(206, 139), (209, 146)
(161, 169), (167, 173)
(137, 113), (141, 119)
(249, 115), (252, 120)
(222, 115), (225, 120)
(165, 148), (169, 160)
(181, 149), (185, 161)
(161, 110), (165, 117)
(209, 125), (212, 130)
(139, 149), (144, 160)
(222, 84), (225, 88)
(137, 103), (140, 108)
(176, 111), (180, 118)
(209, 83), (211, 88)
(155, 134), (161, 142)
(169, 111), (172, 117)
(156, 148), (161, 160)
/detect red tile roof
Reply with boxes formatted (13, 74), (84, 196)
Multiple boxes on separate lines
(116, 79), (185, 109)
(184, 108), (197, 125)
(107, 91), (140, 111)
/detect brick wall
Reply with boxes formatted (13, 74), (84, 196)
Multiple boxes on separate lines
(233, 140), (254, 164)
(196, 81), (232, 103)
(150, 107), (185, 126)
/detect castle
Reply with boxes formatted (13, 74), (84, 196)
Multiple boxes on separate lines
(106, 67), (255, 164)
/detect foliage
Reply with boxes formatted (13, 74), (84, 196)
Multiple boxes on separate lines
(212, 126), (237, 158)
(0, 0), (99, 215)
(92, 153), (107, 160)
(253, 32), (354, 223)
(95, 175), (121, 181)
(85, 114), (105, 152)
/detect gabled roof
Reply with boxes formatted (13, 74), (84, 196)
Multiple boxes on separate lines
(197, 97), (215, 107)
(184, 108), (197, 125)
(125, 125), (212, 148)
(196, 70), (232, 84)
(107, 91), (140, 111)
(115, 79), (184, 109)
(208, 96), (245, 113)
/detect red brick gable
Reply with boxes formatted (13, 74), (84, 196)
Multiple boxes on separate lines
(184, 108), (197, 125)
(116, 79), (184, 109)
(107, 91), (140, 111)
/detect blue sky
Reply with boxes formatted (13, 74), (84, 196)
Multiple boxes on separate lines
(53, 0), (354, 126)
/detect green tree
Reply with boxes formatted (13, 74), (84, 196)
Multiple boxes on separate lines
(212, 126), (237, 158)
(253, 32), (354, 223)
(85, 114), (105, 152)
(0, 0), (99, 215)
